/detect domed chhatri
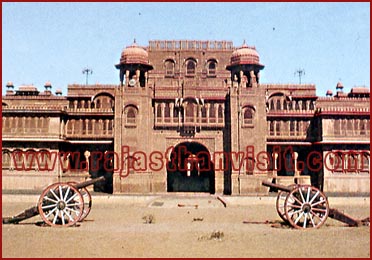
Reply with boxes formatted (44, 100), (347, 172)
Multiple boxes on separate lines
(119, 40), (151, 66)
(326, 89), (333, 96)
(336, 81), (344, 90)
(230, 41), (262, 66)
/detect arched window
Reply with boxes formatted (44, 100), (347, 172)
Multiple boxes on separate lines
(74, 120), (81, 134)
(295, 102), (300, 110)
(82, 119), (87, 134)
(126, 107), (136, 125)
(270, 100), (275, 111)
(360, 119), (367, 135)
(2, 150), (11, 169)
(276, 99), (281, 110)
(302, 100), (307, 110)
(201, 106), (207, 123)
(218, 105), (223, 123)
(185, 103), (194, 122)
(269, 121), (274, 136)
(93, 94), (114, 109)
(87, 120), (93, 135)
(186, 59), (196, 76)
(309, 101), (315, 110)
(67, 120), (73, 135)
(275, 121), (280, 136)
(96, 120), (102, 135)
(25, 150), (36, 170)
(361, 153), (370, 172)
(13, 149), (24, 170)
(38, 150), (51, 170)
(366, 119), (370, 134)
(207, 60), (217, 76)
(288, 101), (293, 110)
(156, 104), (162, 123)
(290, 120), (295, 135)
(165, 60), (175, 77)
(209, 104), (216, 123)
(164, 103), (171, 122)
(108, 120), (113, 134)
(333, 152), (344, 172)
(103, 119), (107, 134)
(243, 107), (254, 126)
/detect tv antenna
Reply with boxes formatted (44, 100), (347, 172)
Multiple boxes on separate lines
(294, 68), (305, 84)
(82, 67), (93, 85)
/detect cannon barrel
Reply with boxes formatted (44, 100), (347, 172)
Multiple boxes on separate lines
(3, 206), (39, 224)
(73, 176), (105, 190)
(261, 180), (293, 193)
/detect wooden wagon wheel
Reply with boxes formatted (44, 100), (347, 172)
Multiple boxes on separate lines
(284, 185), (329, 229)
(276, 184), (297, 222)
(37, 183), (84, 227)
(67, 181), (92, 222)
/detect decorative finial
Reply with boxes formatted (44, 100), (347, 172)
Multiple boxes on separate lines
(134, 38), (136, 44)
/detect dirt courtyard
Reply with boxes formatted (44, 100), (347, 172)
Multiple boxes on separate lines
(2, 194), (370, 258)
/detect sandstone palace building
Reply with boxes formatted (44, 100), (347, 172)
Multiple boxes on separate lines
(2, 40), (370, 194)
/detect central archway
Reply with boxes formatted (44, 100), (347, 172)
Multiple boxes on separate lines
(167, 142), (215, 194)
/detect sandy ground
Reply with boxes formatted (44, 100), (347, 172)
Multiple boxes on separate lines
(2, 194), (370, 258)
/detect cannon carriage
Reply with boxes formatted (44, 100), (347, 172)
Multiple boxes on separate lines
(262, 180), (369, 229)
(3, 177), (104, 227)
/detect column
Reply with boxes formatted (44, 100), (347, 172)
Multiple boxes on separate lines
(273, 153), (278, 177)
(84, 150), (90, 171)
(161, 103), (165, 123)
(294, 152), (299, 176)
(125, 70), (130, 86)
(206, 103), (210, 123)
(170, 103), (174, 123)
(92, 119), (96, 135)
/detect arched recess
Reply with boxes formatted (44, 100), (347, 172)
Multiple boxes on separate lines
(267, 92), (287, 111)
(182, 97), (198, 124)
(2, 150), (12, 169)
(124, 104), (138, 126)
(167, 141), (215, 194)
(164, 59), (175, 77)
(242, 105), (256, 126)
(185, 58), (197, 76)
(206, 58), (217, 76)
(92, 92), (114, 109)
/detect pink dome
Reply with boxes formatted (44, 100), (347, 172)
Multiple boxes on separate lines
(119, 42), (150, 66)
(230, 42), (261, 66)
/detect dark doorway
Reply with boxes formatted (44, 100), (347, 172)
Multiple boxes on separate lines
(167, 142), (215, 193)
(59, 143), (114, 194)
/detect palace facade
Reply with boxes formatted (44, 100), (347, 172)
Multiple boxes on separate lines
(2, 40), (370, 194)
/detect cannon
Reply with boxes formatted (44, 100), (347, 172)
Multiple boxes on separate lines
(3, 176), (105, 227)
(262, 180), (369, 229)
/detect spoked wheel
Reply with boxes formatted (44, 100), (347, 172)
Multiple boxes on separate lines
(37, 183), (84, 227)
(284, 185), (329, 229)
(67, 182), (92, 222)
(276, 184), (297, 222)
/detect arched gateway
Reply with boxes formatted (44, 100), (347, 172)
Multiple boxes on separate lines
(167, 142), (215, 194)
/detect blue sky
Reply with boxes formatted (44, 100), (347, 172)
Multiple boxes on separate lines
(2, 2), (370, 96)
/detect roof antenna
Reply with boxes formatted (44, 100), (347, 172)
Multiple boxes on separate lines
(294, 68), (305, 84)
